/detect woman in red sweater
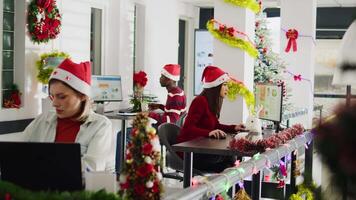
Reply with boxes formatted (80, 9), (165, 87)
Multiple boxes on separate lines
(177, 66), (246, 172)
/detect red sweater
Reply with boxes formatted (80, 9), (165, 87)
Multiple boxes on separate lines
(149, 86), (186, 125)
(177, 95), (236, 143)
(55, 118), (81, 142)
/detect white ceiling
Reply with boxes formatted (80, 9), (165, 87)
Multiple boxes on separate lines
(180, 0), (356, 8)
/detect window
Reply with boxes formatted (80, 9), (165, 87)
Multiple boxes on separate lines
(2, 0), (15, 107)
(90, 8), (102, 75)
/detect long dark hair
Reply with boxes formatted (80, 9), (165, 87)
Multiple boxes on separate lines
(200, 84), (223, 118)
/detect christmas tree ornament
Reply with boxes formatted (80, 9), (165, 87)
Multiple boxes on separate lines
(119, 113), (162, 200)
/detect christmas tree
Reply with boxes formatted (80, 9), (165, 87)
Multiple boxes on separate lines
(254, 15), (291, 112)
(119, 112), (163, 200)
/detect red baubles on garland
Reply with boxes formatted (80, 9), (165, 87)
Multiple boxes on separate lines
(27, 0), (62, 44)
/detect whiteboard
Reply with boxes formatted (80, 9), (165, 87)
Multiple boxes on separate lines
(255, 84), (283, 122)
(194, 30), (214, 95)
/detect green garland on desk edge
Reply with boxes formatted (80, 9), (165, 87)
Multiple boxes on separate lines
(223, 0), (260, 14)
(36, 51), (70, 84)
(206, 20), (258, 58)
(227, 80), (255, 113)
(0, 181), (122, 200)
(289, 182), (317, 200)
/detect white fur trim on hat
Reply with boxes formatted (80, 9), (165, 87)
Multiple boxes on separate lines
(203, 73), (230, 88)
(161, 68), (180, 81)
(50, 68), (91, 96)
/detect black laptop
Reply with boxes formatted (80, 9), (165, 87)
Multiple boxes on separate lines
(0, 142), (83, 191)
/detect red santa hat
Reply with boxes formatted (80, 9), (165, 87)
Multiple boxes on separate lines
(161, 64), (180, 81)
(49, 58), (91, 96)
(201, 66), (230, 88)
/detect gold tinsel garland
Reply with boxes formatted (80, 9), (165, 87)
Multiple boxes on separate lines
(223, 0), (261, 14)
(207, 20), (258, 58)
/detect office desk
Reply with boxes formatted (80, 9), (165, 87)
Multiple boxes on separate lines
(171, 135), (262, 199)
(105, 111), (136, 172)
(172, 133), (310, 200)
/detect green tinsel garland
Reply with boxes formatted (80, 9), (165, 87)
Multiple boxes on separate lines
(223, 0), (260, 14)
(36, 51), (70, 84)
(0, 181), (121, 200)
(227, 80), (255, 113)
(207, 20), (258, 58)
(289, 182), (317, 200)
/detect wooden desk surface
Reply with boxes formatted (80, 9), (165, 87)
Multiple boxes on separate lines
(172, 134), (256, 157)
(104, 111), (137, 120)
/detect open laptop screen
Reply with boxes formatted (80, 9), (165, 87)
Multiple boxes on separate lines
(0, 142), (83, 191)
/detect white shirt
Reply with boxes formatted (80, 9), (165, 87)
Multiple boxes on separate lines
(22, 110), (114, 172)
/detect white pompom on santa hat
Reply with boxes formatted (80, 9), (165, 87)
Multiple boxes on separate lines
(49, 58), (92, 96)
(201, 66), (230, 88)
(161, 64), (180, 81)
(333, 20), (356, 86)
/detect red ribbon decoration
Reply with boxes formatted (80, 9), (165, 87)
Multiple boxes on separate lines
(285, 29), (299, 52)
(293, 74), (302, 81)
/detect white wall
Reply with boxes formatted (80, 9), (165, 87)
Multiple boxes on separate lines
(0, 0), (198, 123)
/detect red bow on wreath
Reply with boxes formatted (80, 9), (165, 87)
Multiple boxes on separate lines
(285, 29), (298, 53)
(37, 0), (54, 12)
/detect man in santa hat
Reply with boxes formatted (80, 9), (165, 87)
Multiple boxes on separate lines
(148, 64), (186, 126)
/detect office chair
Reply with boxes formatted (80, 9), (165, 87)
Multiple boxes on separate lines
(157, 123), (204, 181)
(175, 112), (187, 128)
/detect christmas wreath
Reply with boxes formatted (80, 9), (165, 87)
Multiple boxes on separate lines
(36, 51), (70, 84)
(27, 0), (62, 44)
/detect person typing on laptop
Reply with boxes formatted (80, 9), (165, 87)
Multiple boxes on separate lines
(148, 64), (187, 126)
(22, 58), (114, 172)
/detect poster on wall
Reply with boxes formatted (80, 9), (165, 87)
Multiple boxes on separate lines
(194, 30), (214, 95)
(255, 84), (283, 122)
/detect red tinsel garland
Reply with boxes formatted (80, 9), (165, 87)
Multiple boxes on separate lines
(229, 124), (305, 153)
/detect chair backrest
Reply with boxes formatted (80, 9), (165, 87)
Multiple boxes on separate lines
(158, 123), (180, 149)
(175, 112), (187, 128)
(157, 123), (206, 175)
(157, 123), (184, 170)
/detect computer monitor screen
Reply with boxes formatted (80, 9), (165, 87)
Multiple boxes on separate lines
(91, 75), (123, 102)
(0, 142), (83, 191)
(255, 83), (283, 122)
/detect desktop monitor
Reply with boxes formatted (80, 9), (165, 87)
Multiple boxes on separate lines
(255, 83), (283, 122)
(91, 75), (123, 102)
(0, 142), (83, 191)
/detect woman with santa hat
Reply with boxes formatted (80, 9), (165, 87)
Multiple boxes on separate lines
(177, 66), (246, 172)
(22, 59), (114, 172)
